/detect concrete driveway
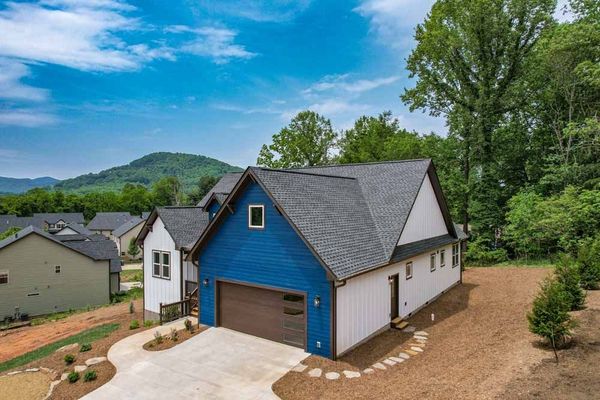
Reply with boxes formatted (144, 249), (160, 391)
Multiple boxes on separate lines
(82, 322), (308, 400)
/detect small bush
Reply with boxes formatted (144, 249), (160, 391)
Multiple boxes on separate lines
(129, 301), (135, 314)
(83, 370), (97, 382)
(577, 236), (600, 290)
(68, 371), (80, 383)
(555, 256), (586, 310)
(129, 320), (139, 330)
(79, 343), (92, 352)
(184, 318), (192, 332)
(64, 354), (75, 365)
(527, 277), (577, 361)
(144, 320), (154, 328)
(465, 237), (508, 265)
(153, 331), (163, 344)
(170, 328), (179, 342)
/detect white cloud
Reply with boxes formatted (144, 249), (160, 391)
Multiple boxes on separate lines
(0, 109), (57, 127)
(303, 74), (399, 95)
(195, 0), (313, 23)
(355, 0), (435, 49)
(0, 59), (49, 102)
(171, 26), (256, 64)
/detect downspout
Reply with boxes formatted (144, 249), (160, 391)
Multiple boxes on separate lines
(331, 281), (337, 360)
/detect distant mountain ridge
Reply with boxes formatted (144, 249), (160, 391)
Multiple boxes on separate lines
(0, 176), (59, 194)
(54, 152), (243, 193)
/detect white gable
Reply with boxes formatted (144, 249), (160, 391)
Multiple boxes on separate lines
(55, 226), (79, 235)
(397, 174), (448, 245)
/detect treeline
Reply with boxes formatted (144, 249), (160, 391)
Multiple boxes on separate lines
(257, 0), (600, 264)
(0, 176), (219, 221)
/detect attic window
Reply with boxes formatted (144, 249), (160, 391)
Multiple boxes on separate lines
(248, 205), (264, 229)
(0, 271), (8, 285)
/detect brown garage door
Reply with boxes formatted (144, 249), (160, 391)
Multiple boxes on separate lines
(217, 281), (306, 349)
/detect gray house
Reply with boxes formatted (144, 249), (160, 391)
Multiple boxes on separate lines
(0, 226), (121, 320)
(86, 212), (135, 237)
(0, 212), (85, 234)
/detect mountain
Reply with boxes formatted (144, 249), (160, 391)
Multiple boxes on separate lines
(54, 152), (243, 193)
(0, 176), (60, 194)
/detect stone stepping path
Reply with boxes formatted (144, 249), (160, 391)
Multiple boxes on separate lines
(298, 329), (429, 381)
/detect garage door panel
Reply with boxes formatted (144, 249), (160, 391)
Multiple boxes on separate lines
(217, 281), (305, 349)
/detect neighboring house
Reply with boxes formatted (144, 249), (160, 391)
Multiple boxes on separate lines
(55, 223), (93, 236)
(139, 173), (240, 320)
(0, 213), (85, 234)
(87, 212), (135, 237)
(112, 217), (145, 259)
(186, 160), (467, 359)
(0, 226), (121, 319)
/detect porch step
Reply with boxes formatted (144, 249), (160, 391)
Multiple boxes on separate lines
(395, 321), (409, 330)
(391, 317), (403, 325)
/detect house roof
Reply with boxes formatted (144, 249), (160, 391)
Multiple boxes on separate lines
(390, 234), (459, 264)
(56, 223), (92, 236)
(141, 212), (151, 220)
(453, 223), (468, 240)
(33, 213), (84, 225)
(188, 160), (460, 280)
(0, 226), (120, 272)
(87, 212), (134, 231)
(197, 173), (243, 208)
(112, 216), (145, 238)
(137, 207), (210, 250)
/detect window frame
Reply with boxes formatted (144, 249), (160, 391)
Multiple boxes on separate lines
(405, 262), (413, 280)
(440, 249), (445, 268)
(0, 271), (8, 285)
(430, 253), (436, 272)
(152, 250), (171, 280)
(452, 243), (460, 268)
(248, 204), (265, 229)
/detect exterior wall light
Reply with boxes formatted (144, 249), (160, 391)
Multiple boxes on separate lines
(313, 295), (321, 308)
(203, 278), (209, 287)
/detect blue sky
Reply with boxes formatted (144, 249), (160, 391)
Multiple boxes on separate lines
(0, 0), (571, 179)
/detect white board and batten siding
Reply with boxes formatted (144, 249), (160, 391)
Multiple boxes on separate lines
(143, 217), (182, 315)
(336, 244), (460, 355)
(398, 174), (447, 245)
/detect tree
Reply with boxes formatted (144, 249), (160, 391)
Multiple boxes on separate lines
(257, 111), (337, 168)
(577, 235), (600, 289)
(527, 277), (577, 362)
(554, 256), (586, 310)
(188, 175), (219, 205)
(0, 227), (21, 241)
(127, 237), (141, 259)
(152, 176), (183, 206)
(121, 184), (152, 216)
(402, 0), (556, 240)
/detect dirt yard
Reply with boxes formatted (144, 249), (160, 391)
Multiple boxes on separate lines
(0, 299), (143, 363)
(273, 267), (600, 400)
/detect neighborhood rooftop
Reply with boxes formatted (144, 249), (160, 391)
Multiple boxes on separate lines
(0, 213), (85, 234)
(197, 172), (243, 208)
(87, 212), (135, 231)
(144, 207), (210, 250)
(112, 216), (144, 237)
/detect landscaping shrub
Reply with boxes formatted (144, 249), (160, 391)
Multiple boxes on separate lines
(68, 371), (80, 383)
(465, 237), (508, 265)
(64, 354), (75, 365)
(129, 320), (139, 330)
(170, 328), (179, 342)
(554, 256), (586, 310)
(577, 235), (600, 289)
(80, 343), (92, 352)
(83, 370), (97, 382)
(527, 277), (577, 361)
(144, 320), (154, 328)
(184, 318), (193, 332)
(129, 301), (135, 314)
(153, 331), (163, 344)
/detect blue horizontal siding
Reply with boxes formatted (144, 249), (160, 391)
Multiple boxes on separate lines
(199, 182), (331, 357)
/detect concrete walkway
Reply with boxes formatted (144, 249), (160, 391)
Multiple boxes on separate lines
(82, 320), (308, 400)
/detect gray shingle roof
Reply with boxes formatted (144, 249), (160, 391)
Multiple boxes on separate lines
(390, 234), (458, 263)
(197, 173), (243, 208)
(57, 223), (92, 236)
(112, 216), (144, 237)
(454, 223), (469, 240)
(34, 213), (84, 225)
(156, 207), (210, 250)
(0, 213), (84, 234)
(87, 212), (134, 231)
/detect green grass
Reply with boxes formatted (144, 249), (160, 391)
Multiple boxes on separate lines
(111, 287), (143, 304)
(120, 269), (143, 283)
(0, 323), (120, 373)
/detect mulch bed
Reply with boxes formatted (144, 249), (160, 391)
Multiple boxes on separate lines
(143, 325), (207, 351)
(0, 301), (154, 400)
(273, 267), (556, 400)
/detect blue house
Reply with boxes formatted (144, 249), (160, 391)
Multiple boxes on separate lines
(187, 160), (467, 359)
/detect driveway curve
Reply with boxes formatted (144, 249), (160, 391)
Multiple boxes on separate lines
(82, 320), (308, 400)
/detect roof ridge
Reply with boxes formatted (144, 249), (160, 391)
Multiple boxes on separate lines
(286, 158), (431, 170)
(254, 167), (357, 180)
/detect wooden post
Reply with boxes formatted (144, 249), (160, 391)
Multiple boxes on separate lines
(159, 302), (162, 325)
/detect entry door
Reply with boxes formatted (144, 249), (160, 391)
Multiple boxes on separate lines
(389, 274), (399, 320)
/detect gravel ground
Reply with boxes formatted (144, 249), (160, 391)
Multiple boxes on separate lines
(273, 267), (555, 400)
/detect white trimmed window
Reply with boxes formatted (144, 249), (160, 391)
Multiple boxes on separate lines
(152, 251), (171, 279)
(430, 253), (436, 272)
(248, 205), (265, 229)
(440, 250), (445, 267)
(0, 271), (8, 285)
(452, 243), (460, 268)
(406, 262), (413, 280)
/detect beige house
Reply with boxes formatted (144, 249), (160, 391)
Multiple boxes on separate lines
(112, 217), (145, 260)
(0, 226), (120, 320)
